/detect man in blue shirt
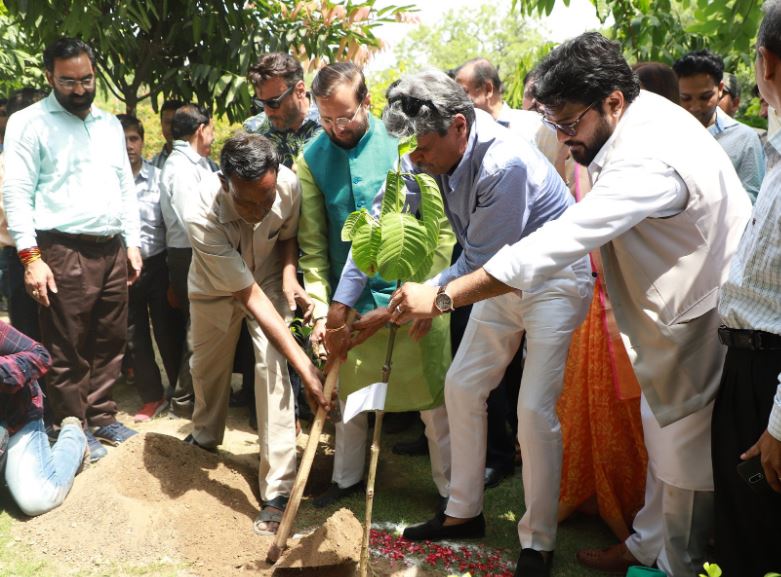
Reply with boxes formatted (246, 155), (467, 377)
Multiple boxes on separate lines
(675, 50), (765, 203)
(3, 38), (142, 461)
(330, 70), (593, 577)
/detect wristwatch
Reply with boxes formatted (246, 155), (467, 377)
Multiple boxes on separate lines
(434, 285), (454, 313)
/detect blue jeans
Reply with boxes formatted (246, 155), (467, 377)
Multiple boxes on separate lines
(3, 418), (86, 516)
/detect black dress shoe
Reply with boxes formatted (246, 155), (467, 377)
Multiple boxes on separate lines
(402, 511), (485, 541)
(484, 466), (512, 489)
(312, 481), (364, 508)
(514, 548), (553, 577)
(183, 433), (217, 453)
(392, 433), (429, 456)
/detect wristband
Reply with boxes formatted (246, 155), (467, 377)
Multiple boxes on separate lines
(326, 323), (346, 333)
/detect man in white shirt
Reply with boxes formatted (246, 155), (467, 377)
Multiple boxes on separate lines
(389, 33), (752, 577)
(713, 3), (781, 574)
(159, 104), (216, 417)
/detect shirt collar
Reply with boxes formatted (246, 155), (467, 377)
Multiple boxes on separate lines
(765, 128), (781, 171)
(708, 106), (737, 136)
(447, 109), (482, 192)
(43, 90), (97, 122)
(135, 159), (155, 183)
(496, 102), (513, 127)
(172, 139), (205, 165)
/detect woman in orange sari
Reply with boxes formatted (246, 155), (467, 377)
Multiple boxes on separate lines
(556, 163), (647, 540)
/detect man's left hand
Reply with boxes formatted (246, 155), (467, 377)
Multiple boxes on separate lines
(350, 308), (392, 349)
(741, 429), (781, 493)
(388, 282), (439, 324)
(127, 247), (143, 285)
(283, 279), (315, 323)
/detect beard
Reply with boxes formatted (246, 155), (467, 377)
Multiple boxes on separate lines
(326, 115), (369, 150)
(565, 114), (613, 166)
(53, 87), (95, 115)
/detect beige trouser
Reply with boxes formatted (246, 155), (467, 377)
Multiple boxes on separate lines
(190, 295), (296, 503)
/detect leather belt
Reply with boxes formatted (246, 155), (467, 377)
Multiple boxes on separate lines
(39, 230), (117, 244)
(718, 325), (781, 350)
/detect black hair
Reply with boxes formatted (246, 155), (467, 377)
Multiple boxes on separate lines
(672, 49), (724, 84)
(633, 62), (680, 105)
(220, 132), (279, 181)
(247, 53), (303, 87)
(758, 0), (781, 58)
(160, 99), (185, 117)
(43, 37), (96, 72)
(7, 87), (47, 116)
(116, 113), (144, 140)
(532, 32), (640, 110)
(311, 62), (368, 104)
(171, 104), (211, 140)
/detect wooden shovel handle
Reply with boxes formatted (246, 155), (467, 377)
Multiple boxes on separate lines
(266, 312), (354, 563)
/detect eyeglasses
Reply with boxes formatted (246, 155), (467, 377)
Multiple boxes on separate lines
(388, 94), (439, 117)
(318, 104), (363, 130)
(541, 102), (596, 136)
(252, 84), (295, 111)
(54, 76), (95, 91)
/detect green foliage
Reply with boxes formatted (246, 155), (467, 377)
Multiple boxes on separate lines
(514, 0), (762, 69)
(0, 5), (45, 95)
(342, 136), (444, 283)
(3, 0), (411, 121)
(369, 3), (549, 112)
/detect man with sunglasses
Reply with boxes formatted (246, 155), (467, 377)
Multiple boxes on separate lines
(3, 37), (142, 461)
(330, 69), (593, 577)
(389, 33), (752, 577)
(296, 62), (454, 509)
(244, 53), (322, 169)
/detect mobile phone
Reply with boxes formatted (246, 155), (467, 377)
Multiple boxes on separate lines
(737, 456), (775, 497)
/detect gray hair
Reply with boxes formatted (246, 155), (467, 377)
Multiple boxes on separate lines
(759, 0), (781, 57)
(382, 69), (475, 138)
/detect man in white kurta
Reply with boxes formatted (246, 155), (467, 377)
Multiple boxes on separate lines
(179, 132), (324, 536)
(390, 33), (751, 577)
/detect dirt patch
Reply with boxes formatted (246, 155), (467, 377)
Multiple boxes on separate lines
(276, 508), (361, 572)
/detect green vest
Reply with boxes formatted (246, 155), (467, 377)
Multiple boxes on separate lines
(302, 115), (397, 314)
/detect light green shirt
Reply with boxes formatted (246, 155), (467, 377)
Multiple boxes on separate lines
(2, 92), (139, 250)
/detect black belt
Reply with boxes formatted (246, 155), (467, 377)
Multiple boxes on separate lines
(38, 230), (117, 244)
(718, 325), (781, 350)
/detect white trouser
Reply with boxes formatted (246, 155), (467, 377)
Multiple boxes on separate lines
(333, 402), (450, 497)
(445, 285), (589, 552)
(625, 396), (715, 577)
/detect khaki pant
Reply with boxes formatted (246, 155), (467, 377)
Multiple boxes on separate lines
(189, 293), (295, 503)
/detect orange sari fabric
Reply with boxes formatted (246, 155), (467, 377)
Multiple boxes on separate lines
(557, 275), (648, 540)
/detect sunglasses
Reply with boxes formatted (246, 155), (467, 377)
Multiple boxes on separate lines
(389, 94), (439, 117)
(541, 102), (596, 137)
(252, 84), (295, 111)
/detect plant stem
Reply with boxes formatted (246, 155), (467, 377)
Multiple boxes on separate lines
(359, 321), (398, 577)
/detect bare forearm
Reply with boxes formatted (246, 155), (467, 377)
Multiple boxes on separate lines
(233, 283), (310, 374)
(449, 267), (515, 308)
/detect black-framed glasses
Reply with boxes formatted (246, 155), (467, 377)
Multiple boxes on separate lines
(318, 103), (364, 130)
(252, 84), (295, 111)
(54, 75), (95, 91)
(389, 94), (439, 117)
(541, 102), (596, 136)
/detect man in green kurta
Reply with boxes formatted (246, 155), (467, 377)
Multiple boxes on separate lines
(297, 63), (454, 506)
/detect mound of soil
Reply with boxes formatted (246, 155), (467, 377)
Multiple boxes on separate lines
(15, 433), (437, 577)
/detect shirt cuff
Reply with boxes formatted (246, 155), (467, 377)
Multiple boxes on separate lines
(768, 378), (781, 442)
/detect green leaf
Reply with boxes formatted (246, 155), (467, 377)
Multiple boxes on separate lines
(408, 250), (435, 282)
(397, 134), (417, 158)
(341, 208), (375, 241)
(413, 172), (444, 250)
(381, 170), (403, 216)
(351, 218), (381, 276)
(375, 212), (430, 281)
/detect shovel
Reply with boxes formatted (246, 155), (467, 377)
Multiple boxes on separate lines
(266, 312), (355, 564)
